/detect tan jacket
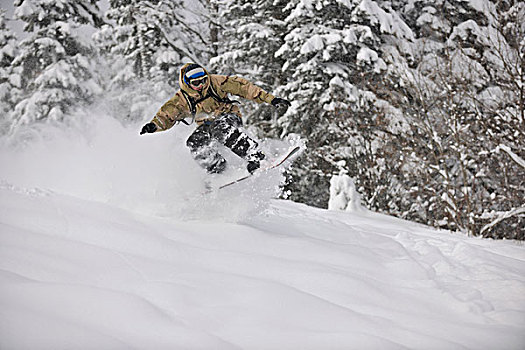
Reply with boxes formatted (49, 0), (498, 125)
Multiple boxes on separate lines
(151, 63), (275, 131)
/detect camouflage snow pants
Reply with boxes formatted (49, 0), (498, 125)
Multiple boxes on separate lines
(186, 114), (260, 173)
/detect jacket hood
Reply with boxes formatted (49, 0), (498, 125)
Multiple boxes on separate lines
(179, 63), (211, 97)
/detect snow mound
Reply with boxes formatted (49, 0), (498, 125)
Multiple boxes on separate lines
(0, 186), (524, 349)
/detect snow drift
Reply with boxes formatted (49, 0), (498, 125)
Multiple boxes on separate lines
(0, 115), (524, 349)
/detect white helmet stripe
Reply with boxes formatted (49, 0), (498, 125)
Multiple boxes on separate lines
(185, 68), (205, 79)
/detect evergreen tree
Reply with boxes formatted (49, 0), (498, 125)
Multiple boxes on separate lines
(8, 0), (103, 132)
(0, 10), (19, 134)
(385, 0), (525, 238)
(95, 0), (209, 123)
(273, 0), (413, 208)
(211, 0), (288, 135)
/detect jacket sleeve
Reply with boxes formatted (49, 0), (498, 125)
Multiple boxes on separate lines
(150, 92), (191, 131)
(215, 75), (275, 104)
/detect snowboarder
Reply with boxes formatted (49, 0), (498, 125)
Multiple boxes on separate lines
(140, 63), (291, 174)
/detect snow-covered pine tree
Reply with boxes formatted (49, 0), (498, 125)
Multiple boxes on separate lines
(8, 0), (103, 133)
(0, 9), (19, 134)
(211, 0), (523, 238)
(210, 0), (288, 136)
(272, 0), (413, 208)
(388, 0), (524, 238)
(95, 0), (209, 123)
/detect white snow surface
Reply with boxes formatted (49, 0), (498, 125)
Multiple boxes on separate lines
(1, 115), (525, 349)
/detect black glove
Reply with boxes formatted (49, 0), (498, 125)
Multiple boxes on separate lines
(140, 122), (157, 135)
(271, 97), (291, 109)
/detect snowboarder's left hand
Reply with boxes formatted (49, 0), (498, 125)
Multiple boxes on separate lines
(140, 122), (157, 135)
(271, 97), (291, 110)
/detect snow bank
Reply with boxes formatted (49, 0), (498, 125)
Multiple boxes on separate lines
(0, 186), (524, 349)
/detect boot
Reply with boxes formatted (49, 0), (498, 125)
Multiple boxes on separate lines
(246, 151), (265, 174)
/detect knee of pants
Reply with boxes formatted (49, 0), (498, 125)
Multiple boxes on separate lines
(212, 114), (242, 130)
(186, 129), (210, 152)
(209, 116), (242, 142)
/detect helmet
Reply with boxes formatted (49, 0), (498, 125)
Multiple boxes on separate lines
(183, 63), (208, 89)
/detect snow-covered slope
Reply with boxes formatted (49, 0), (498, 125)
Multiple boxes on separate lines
(1, 117), (524, 349)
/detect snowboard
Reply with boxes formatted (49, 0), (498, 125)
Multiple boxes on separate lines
(218, 146), (301, 190)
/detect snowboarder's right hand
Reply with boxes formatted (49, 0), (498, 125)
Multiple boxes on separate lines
(271, 97), (291, 109)
(140, 122), (157, 135)
(271, 97), (291, 114)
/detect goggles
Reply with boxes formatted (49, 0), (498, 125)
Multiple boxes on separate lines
(189, 76), (208, 88)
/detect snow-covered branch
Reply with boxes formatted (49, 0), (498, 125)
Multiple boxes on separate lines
(496, 144), (525, 169)
(481, 206), (525, 235)
(157, 25), (201, 64)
